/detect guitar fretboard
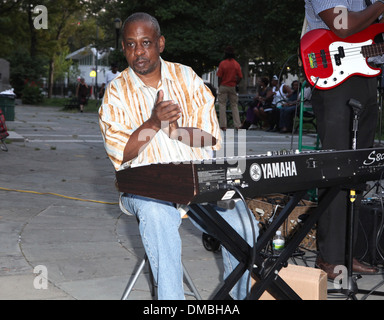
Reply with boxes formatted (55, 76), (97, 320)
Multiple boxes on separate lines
(361, 42), (384, 57)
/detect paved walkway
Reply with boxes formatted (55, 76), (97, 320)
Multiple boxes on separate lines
(0, 103), (383, 300)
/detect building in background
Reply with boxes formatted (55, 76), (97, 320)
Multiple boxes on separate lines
(66, 46), (114, 98)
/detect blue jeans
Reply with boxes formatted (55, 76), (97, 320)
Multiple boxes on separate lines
(120, 193), (259, 300)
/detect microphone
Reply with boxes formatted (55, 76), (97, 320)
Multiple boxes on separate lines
(348, 98), (364, 116)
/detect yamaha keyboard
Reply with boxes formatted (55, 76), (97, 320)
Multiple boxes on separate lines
(116, 147), (384, 204)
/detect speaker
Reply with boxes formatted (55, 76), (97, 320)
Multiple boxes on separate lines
(354, 201), (384, 266)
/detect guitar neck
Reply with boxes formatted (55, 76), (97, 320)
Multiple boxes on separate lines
(362, 41), (384, 58)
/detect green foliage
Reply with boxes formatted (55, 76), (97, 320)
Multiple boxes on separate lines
(102, 0), (225, 75)
(0, 0), (306, 98)
(22, 80), (44, 104)
(53, 47), (74, 82)
(108, 50), (128, 73)
(8, 48), (47, 97)
(98, 0), (304, 77)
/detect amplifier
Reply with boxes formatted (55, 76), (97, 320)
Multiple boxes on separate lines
(355, 200), (384, 266)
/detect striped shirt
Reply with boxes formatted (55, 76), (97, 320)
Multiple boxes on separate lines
(99, 58), (222, 171)
(305, 0), (370, 31)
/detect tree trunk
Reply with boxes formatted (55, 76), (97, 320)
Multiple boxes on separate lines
(27, 1), (37, 57)
(48, 59), (54, 98)
(239, 59), (249, 94)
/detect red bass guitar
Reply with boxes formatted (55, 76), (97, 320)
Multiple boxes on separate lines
(300, 23), (384, 90)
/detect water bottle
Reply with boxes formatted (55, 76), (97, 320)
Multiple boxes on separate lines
(272, 230), (285, 255)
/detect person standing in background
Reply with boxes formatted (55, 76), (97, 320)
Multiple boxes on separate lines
(105, 63), (121, 86)
(217, 46), (243, 131)
(76, 77), (88, 113)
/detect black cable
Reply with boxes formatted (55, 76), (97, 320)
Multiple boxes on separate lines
(226, 185), (257, 300)
(357, 216), (370, 262)
(376, 186), (384, 262)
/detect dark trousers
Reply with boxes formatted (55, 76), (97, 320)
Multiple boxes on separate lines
(311, 76), (378, 265)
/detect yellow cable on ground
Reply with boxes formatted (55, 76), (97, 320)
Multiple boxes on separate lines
(0, 186), (118, 205)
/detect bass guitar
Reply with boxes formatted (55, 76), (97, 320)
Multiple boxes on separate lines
(300, 23), (384, 90)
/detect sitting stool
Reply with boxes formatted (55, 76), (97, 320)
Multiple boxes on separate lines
(119, 205), (202, 300)
(121, 252), (202, 300)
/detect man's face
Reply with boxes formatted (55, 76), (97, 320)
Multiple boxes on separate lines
(121, 20), (165, 77)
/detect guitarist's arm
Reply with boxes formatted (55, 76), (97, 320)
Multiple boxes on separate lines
(319, 3), (384, 38)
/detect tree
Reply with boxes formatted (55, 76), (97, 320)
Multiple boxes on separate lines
(0, 0), (98, 98)
(209, 0), (304, 79)
(98, 0), (304, 79)
(0, 0), (306, 98)
(97, 0), (225, 76)
(36, 0), (86, 97)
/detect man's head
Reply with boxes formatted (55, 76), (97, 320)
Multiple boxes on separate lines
(121, 12), (165, 78)
(271, 75), (278, 86)
(224, 46), (235, 60)
(111, 63), (118, 73)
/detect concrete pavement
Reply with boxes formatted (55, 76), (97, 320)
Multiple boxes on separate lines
(0, 103), (383, 300)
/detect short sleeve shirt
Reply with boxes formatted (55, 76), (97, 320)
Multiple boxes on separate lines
(99, 58), (222, 171)
(216, 59), (243, 87)
(305, 0), (369, 31)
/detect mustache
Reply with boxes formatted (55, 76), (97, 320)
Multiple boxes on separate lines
(135, 57), (149, 63)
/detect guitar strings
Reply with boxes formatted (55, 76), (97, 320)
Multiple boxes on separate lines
(305, 41), (384, 56)
(307, 46), (379, 57)
(303, 43), (384, 64)
(302, 46), (383, 68)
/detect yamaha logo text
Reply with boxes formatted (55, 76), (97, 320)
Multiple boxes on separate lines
(250, 161), (298, 181)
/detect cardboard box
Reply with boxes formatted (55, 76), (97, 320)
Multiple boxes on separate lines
(256, 264), (327, 300)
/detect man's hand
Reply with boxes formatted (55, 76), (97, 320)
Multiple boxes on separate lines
(150, 90), (181, 134)
(155, 90), (217, 147)
(122, 89), (217, 163)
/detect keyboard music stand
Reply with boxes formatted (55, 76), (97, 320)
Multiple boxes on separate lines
(115, 145), (384, 299)
(187, 102), (384, 299)
(187, 187), (341, 300)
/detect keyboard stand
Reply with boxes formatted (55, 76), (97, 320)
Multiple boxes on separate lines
(187, 185), (341, 300)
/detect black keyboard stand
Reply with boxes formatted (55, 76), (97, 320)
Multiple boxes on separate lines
(187, 185), (341, 300)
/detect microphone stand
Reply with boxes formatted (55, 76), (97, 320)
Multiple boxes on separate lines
(328, 99), (384, 300)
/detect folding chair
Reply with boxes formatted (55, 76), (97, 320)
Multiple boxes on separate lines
(120, 211), (202, 300)
(121, 253), (202, 300)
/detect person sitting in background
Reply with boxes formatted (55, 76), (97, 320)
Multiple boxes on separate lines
(279, 80), (299, 133)
(253, 77), (273, 130)
(241, 99), (260, 130)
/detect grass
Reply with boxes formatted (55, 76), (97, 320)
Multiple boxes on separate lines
(38, 97), (101, 113)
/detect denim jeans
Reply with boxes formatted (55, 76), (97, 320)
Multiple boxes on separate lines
(120, 193), (259, 300)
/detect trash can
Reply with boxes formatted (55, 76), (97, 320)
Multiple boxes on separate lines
(0, 94), (15, 121)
